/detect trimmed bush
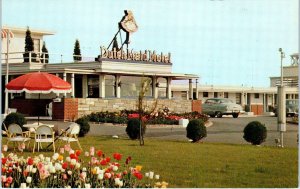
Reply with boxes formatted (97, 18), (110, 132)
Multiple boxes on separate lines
(3, 113), (27, 131)
(126, 118), (146, 140)
(75, 117), (90, 137)
(243, 121), (267, 145)
(186, 119), (207, 143)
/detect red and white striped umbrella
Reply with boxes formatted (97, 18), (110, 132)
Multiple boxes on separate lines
(1, 29), (14, 39)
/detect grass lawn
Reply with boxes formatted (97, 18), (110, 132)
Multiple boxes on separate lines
(2, 136), (298, 188)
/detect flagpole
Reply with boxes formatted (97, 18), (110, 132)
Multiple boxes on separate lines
(5, 29), (10, 114)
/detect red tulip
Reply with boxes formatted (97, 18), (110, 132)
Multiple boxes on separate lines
(75, 150), (81, 156)
(27, 157), (33, 165)
(70, 153), (77, 159)
(100, 159), (107, 166)
(97, 150), (103, 157)
(63, 173), (68, 180)
(134, 172), (143, 180)
(2, 158), (7, 165)
(105, 157), (111, 163)
(113, 153), (122, 161)
(62, 162), (68, 170)
(2, 167), (6, 173)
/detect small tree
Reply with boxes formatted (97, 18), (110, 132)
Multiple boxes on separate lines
(137, 77), (157, 146)
(23, 27), (37, 62)
(73, 39), (82, 61)
(41, 42), (49, 63)
(243, 121), (267, 145)
(186, 119), (207, 143)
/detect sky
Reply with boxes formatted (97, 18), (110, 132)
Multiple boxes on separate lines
(2, 0), (299, 87)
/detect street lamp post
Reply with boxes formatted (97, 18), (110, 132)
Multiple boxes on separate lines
(277, 48), (286, 147)
(4, 29), (11, 115)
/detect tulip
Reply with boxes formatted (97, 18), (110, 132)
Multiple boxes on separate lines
(97, 173), (104, 180)
(27, 157), (33, 165)
(31, 167), (37, 173)
(66, 157), (71, 162)
(145, 172), (149, 177)
(67, 170), (72, 175)
(20, 183), (27, 188)
(60, 148), (65, 154)
(26, 176), (32, 184)
(135, 165), (142, 171)
(63, 173), (68, 180)
(52, 153), (59, 160)
(75, 150), (81, 156)
(97, 150), (103, 157)
(155, 174), (160, 180)
(113, 165), (118, 172)
(90, 147), (95, 156)
(84, 151), (89, 157)
(6, 176), (13, 184)
(104, 172), (111, 179)
(2, 145), (7, 152)
(149, 171), (154, 179)
(75, 162), (81, 169)
(2, 175), (7, 182)
(45, 157), (51, 163)
(58, 155), (64, 161)
(84, 183), (91, 188)
(64, 144), (71, 152)
(69, 150), (75, 155)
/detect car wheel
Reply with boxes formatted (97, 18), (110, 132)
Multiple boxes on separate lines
(232, 113), (239, 118)
(210, 114), (216, 118)
(215, 112), (222, 118)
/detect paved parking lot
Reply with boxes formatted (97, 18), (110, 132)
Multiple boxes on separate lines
(33, 116), (298, 148)
(87, 116), (299, 148)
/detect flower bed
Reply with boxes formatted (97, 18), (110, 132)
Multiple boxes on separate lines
(1, 145), (168, 188)
(86, 109), (208, 125)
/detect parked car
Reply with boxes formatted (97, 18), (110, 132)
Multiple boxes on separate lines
(202, 98), (244, 118)
(273, 99), (299, 117)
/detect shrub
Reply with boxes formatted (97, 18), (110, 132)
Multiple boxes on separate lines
(186, 119), (207, 143)
(75, 117), (90, 137)
(3, 113), (27, 131)
(126, 118), (146, 140)
(243, 121), (267, 145)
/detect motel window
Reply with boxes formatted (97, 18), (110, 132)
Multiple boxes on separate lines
(236, 93), (241, 104)
(295, 94), (299, 99)
(214, 92), (218, 98)
(254, 93), (259, 99)
(203, 92), (208, 98)
(224, 92), (229, 98)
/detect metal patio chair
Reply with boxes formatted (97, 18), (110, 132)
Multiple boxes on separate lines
(7, 124), (31, 151)
(57, 122), (82, 150)
(33, 125), (55, 153)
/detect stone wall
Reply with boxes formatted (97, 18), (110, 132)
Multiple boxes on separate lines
(78, 98), (196, 118)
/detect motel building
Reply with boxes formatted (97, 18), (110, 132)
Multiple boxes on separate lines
(1, 26), (299, 120)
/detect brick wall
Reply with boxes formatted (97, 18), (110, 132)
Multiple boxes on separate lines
(77, 98), (193, 118)
(52, 98), (78, 121)
(192, 100), (202, 113)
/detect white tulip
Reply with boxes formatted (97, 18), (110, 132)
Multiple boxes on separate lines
(31, 168), (37, 173)
(66, 157), (71, 162)
(45, 157), (51, 163)
(149, 171), (154, 179)
(26, 176), (32, 184)
(67, 170), (72, 175)
(155, 175), (160, 180)
(70, 159), (76, 165)
(113, 165), (118, 172)
(75, 162), (81, 169)
(145, 172), (149, 177)
(52, 153), (59, 160)
(69, 150), (75, 155)
(97, 173), (104, 180)
(54, 163), (62, 171)
(82, 167), (87, 172)
(20, 183), (27, 188)
(85, 183), (91, 188)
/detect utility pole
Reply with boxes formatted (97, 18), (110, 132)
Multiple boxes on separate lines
(277, 48), (286, 147)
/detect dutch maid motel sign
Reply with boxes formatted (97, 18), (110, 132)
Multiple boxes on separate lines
(100, 47), (171, 64)
(100, 10), (171, 64)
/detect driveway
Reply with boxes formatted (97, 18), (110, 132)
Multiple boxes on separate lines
(86, 116), (298, 147)
(29, 116), (298, 147)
